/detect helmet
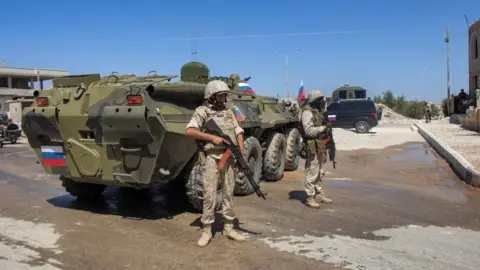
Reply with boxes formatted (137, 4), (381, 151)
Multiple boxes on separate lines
(230, 73), (240, 80)
(204, 80), (230, 99)
(307, 90), (324, 104)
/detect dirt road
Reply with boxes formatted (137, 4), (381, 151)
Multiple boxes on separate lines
(1, 124), (480, 269)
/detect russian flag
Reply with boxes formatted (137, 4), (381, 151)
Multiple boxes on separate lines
(41, 146), (66, 166)
(297, 80), (306, 103)
(238, 83), (255, 94)
(233, 106), (245, 121)
(327, 114), (337, 122)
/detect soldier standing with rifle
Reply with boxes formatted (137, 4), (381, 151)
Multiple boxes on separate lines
(424, 101), (432, 123)
(299, 90), (333, 208)
(185, 80), (247, 247)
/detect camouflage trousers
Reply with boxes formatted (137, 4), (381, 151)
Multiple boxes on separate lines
(425, 111), (432, 122)
(304, 150), (327, 197)
(201, 154), (236, 225)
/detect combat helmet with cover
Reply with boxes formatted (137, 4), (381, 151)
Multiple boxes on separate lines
(204, 80), (230, 100)
(229, 73), (240, 81)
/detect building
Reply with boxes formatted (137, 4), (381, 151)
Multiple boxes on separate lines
(469, 20), (480, 98)
(0, 62), (69, 112)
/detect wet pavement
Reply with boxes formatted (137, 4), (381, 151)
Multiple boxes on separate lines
(1, 139), (480, 269)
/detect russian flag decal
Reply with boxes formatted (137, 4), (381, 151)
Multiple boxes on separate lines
(233, 106), (245, 121)
(41, 146), (66, 167)
(327, 114), (336, 122)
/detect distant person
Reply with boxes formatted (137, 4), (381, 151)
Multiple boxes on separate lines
(458, 89), (468, 100)
(424, 101), (432, 123)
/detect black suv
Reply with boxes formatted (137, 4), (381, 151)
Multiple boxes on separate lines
(324, 99), (380, 133)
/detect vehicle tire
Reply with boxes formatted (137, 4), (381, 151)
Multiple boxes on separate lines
(355, 120), (370, 133)
(0, 140), (3, 148)
(185, 154), (223, 212)
(262, 132), (287, 181)
(234, 136), (263, 196)
(284, 128), (301, 171)
(10, 137), (17, 144)
(60, 176), (106, 200)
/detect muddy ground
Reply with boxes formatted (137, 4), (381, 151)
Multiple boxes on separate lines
(1, 124), (480, 269)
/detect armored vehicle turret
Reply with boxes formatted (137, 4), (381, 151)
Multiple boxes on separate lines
(21, 62), (301, 210)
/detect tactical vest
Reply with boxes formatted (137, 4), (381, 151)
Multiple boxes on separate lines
(299, 105), (327, 140)
(298, 105), (327, 159)
(199, 104), (238, 153)
(424, 104), (431, 112)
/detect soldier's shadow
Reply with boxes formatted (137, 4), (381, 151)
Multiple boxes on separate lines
(189, 214), (261, 237)
(288, 190), (308, 206)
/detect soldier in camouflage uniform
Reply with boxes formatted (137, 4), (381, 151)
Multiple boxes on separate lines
(185, 80), (247, 247)
(299, 90), (333, 208)
(228, 73), (240, 88)
(424, 101), (432, 123)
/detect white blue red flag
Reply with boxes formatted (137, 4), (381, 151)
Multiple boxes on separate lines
(238, 83), (255, 94)
(297, 80), (306, 103)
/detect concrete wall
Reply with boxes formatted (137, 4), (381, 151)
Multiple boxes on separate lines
(0, 95), (16, 112)
(469, 20), (480, 97)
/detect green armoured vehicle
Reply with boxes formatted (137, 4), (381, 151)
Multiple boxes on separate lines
(21, 61), (302, 210)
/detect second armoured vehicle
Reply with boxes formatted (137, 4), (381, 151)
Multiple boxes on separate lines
(21, 61), (302, 210)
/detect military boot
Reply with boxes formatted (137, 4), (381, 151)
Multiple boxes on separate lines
(223, 219), (246, 242)
(198, 224), (213, 247)
(305, 196), (320, 208)
(316, 192), (333, 204)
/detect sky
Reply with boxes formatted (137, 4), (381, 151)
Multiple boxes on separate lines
(1, 0), (479, 103)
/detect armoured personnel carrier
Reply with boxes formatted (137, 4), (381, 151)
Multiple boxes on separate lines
(21, 61), (302, 210)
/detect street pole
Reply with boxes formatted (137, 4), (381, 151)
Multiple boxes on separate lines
(445, 25), (451, 114)
(285, 54), (289, 98)
(274, 49), (300, 98)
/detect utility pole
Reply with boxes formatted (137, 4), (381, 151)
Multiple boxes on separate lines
(445, 25), (451, 114)
(273, 49), (300, 98)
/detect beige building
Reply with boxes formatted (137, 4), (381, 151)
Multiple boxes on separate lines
(0, 62), (68, 120)
(469, 20), (480, 98)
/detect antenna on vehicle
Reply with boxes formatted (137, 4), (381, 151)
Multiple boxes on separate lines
(190, 37), (198, 61)
(464, 14), (470, 28)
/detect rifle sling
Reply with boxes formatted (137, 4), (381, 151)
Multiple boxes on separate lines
(217, 148), (233, 170)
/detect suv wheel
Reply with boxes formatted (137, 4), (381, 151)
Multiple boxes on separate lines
(355, 121), (370, 133)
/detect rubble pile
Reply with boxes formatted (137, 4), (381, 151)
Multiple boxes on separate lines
(376, 103), (414, 123)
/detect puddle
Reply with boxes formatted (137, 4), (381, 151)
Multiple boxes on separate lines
(387, 143), (437, 167)
(327, 180), (404, 192)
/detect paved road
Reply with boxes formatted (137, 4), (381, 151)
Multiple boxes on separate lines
(1, 133), (480, 269)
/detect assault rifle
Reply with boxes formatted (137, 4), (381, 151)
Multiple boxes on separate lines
(205, 119), (267, 200)
(321, 123), (337, 169)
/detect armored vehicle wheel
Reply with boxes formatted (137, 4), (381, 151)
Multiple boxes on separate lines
(284, 128), (301, 171)
(185, 159), (223, 212)
(60, 176), (106, 200)
(234, 136), (262, 196)
(262, 132), (287, 181)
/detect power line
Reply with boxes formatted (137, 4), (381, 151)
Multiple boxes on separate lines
(158, 29), (384, 41)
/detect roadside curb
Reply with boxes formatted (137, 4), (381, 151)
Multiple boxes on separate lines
(414, 122), (480, 188)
